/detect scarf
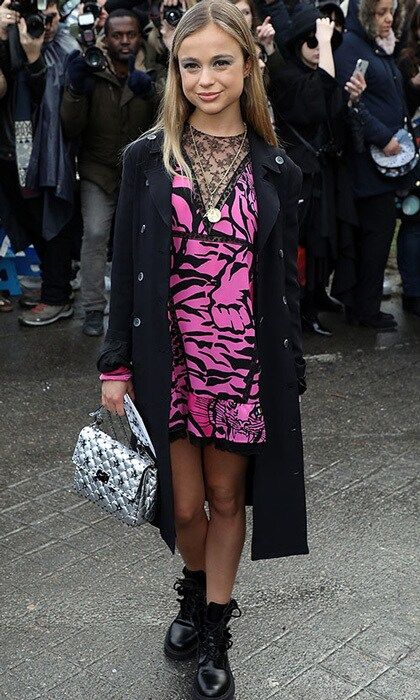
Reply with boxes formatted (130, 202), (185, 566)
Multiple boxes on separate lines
(375, 29), (397, 55)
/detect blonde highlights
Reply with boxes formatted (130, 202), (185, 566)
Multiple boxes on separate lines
(153, 0), (277, 179)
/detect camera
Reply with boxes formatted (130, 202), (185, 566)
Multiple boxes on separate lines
(162, 2), (184, 27)
(10, 0), (51, 37)
(78, 5), (107, 71)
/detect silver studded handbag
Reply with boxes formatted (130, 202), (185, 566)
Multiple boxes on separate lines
(72, 396), (158, 526)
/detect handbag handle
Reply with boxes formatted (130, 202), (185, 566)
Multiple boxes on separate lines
(90, 407), (131, 444)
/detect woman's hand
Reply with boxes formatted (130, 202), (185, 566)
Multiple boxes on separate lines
(256, 16), (276, 56)
(316, 17), (335, 44)
(102, 379), (135, 416)
(345, 71), (366, 102)
(383, 136), (401, 156)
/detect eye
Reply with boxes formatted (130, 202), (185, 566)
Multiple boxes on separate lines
(182, 62), (200, 71)
(214, 59), (231, 68)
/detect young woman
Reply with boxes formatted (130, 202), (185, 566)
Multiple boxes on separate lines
(98, 2), (308, 699)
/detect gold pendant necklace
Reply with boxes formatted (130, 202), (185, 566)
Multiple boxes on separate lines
(206, 206), (222, 223)
(189, 125), (247, 224)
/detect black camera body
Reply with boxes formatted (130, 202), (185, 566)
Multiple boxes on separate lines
(10, 0), (47, 38)
(78, 4), (107, 71)
(162, 2), (183, 27)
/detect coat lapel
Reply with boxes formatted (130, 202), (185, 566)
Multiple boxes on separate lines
(141, 130), (283, 251)
(142, 134), (172, 234)
(249, 130), (282, 252)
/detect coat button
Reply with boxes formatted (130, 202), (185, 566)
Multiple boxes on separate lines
(284, 338), (290, 349)
(147, 133), (157, 140)
(137, 272), (144, 282)
(145, 179), (149, 186)
(278, 248), (284, 258)
(133, 317), (141, 327)
(283, 296), (287, 305)
(275, 155), (284, 165)
(140, 224), (146, 234)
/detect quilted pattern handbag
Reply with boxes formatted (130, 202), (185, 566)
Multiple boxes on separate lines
(72, 404), (158, 526)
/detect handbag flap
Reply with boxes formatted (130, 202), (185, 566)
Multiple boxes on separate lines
(72, 425), (154, 500)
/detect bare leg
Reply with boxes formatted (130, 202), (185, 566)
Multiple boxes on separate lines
(170, 437), (208, 571)
(203, 444), (248, 604)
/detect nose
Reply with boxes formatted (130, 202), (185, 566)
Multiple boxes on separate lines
(198, 66), (215, 88)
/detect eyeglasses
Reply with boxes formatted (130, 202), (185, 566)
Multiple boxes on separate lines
(304, 34), (319, 49)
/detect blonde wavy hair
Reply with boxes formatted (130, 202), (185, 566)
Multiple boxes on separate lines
(152, 0), (277, 179)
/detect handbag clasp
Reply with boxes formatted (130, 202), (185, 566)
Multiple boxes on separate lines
(95, 469), (110, 484)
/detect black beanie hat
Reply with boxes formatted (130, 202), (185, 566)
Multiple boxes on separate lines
(285, 7), (323, 48)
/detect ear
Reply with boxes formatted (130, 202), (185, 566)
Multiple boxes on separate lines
(243, 55), (252, 78)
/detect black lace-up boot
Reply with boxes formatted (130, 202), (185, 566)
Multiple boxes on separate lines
(192, 599), (241, 700)
(164, 567), (206, 661)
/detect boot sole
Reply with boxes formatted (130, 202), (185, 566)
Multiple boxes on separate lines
(164, 639), (198, 661)
(192, 676), (235, 700)
(18, 307), (74, 326)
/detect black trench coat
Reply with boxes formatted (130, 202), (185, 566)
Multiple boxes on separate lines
(100, 129), (309, 561)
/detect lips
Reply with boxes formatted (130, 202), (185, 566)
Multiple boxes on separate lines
(197, 92), (222, 101)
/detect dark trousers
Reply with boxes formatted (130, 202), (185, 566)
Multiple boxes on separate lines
(397, 219), (420, 297)
(0, 161), (73, 305)
(353, 192), (396, 319)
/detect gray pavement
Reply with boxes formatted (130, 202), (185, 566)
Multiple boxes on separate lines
(0, 284), (419, 700)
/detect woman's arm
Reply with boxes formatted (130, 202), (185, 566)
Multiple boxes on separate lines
(99, 145), (137, 362)
(283, 161), (306, 394)
(98, 145), (138, 414)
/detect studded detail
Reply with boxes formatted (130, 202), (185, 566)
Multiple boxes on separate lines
(147, 133), (157, 140)
(140, 224), (146, 234)
(275, 155), (284, 165)
(283, 296), (287, 305)
(284, 339), (290, 349)
(279, 248), (284, 258)
(73, 423), (157, 526)
(138, 272), (144, 282)
(133, 317), (141, 327)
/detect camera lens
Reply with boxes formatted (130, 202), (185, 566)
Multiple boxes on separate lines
(85, 46), (107, 71)
(163, 5), (183, 27)
(26, 14), (46, 38)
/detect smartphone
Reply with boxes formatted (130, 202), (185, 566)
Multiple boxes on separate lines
(353, 59), (369, 77)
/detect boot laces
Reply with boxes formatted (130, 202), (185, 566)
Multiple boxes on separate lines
(200, 600), (242, 660)
(174, 577), (203, 620)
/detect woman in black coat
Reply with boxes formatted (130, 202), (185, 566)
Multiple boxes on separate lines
(269, 8), (366, 335)
(335, 0), (417, 330)
(98, 2), (308, 699)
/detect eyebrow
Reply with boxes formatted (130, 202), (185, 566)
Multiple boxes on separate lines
(179, 54), (235, 62)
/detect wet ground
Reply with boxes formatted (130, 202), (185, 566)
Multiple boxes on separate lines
(0, 283), (419, 700)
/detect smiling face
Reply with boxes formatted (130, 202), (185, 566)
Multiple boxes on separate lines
(374, 0), (394, 38)
(104, 16), (141, 63)
(178, 22), (251, 120)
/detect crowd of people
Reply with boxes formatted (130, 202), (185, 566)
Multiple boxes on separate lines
(0, 0), (419, 334)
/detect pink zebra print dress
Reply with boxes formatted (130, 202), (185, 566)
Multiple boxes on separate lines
(168, 128), (266, 454)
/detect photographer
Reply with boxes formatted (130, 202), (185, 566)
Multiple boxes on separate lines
(60, 8), (156, 336)
(0, 0), (80, 327)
